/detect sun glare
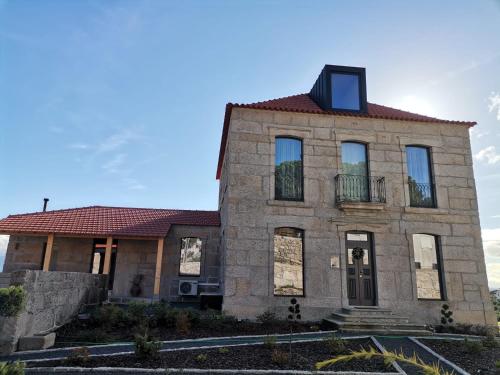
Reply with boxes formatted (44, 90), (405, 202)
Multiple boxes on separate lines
(394, 95), (436, 117)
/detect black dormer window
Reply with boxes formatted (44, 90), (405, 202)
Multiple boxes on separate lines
(310, 65), (367, 113)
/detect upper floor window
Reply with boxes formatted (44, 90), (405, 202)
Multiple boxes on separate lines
(274, 227), (304, 296)
(340, 142), (369, 201)
(413, 234), (443, 300)
(309, 65), (367, 113)
(275, 137), (303, 201)
(406, 146), (436, 208)
(332, 73), (360, 111)
(179, 237), (202, 276)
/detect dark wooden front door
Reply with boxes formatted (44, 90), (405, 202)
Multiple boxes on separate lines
(346, 232), (375, 306)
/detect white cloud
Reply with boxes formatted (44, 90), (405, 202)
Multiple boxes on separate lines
(474, 146), (500, 165)
(102, 153), (126, 173)
(97, 128), (144, 153)
(0, 235), (9, 256)
(469, 127), (489, 139)
(488, 92), (500, 121)
(68, 143), (89, 150)
(483, 228), (500, 289)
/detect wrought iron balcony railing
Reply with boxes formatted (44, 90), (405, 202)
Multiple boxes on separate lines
(408, 180), (436, 208)
(334, 174), (386, 204)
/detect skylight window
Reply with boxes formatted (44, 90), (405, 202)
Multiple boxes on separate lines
(331, 73), (360, 111)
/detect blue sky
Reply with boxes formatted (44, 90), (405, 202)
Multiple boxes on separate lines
(0, 0), (499, 286)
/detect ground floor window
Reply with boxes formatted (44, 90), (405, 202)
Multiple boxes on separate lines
(273, 227), (304, 296)
(179, 237), (202, 276)
(413, 234), (443, 300)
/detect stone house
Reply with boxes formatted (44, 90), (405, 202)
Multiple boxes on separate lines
(0, 65), (495, 328)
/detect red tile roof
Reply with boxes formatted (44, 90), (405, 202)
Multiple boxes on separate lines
(216, 94), (476, 179)
(0, 206), (220, 239)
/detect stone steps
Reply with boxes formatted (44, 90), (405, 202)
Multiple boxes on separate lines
(323, 306), (432, 336)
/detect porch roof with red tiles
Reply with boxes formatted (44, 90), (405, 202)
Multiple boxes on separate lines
(216, 93), (477, 179)
(0, 206), (220, 239)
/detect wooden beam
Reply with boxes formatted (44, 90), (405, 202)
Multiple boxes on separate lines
(153, 237), (165, 297)
(103, 236), (113, 275)
(42, 234), (54, 271)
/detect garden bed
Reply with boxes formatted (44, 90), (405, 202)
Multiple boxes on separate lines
(30, 338), (394, 372)
(419, 338), (500, 374)
(54, 303), (321, 347)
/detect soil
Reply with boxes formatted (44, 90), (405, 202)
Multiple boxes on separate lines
(420, 339), (500, 374)
(31, 338), (394, 372)
(55, 320), (320, 347)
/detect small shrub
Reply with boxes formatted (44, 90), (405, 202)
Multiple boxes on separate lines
(463, 338), (483, 354)
(256, 309), (278, 325)
(271, 349), (289, 366)
(200, 311), (237, 330)
(149, 302), (171, 327)
(127, 301), (148, 324)
(64, 347), (90, 366)
(176, 311), (192, 335)
(0, 286), (27, 317)
(482, 333), (499, 348)
(263, 335), (277, 349)
(92, 304), (128, 328)
(134, 332), (161, 359)
(324, 334), (346, 354)
(496, 359), (500, 368)
(0, 361), (25, 375)
(440, 304), (453, 325)
(185, 308), (201, 325)
(195, 353), (208, 362)
(218, 347), (229, 354)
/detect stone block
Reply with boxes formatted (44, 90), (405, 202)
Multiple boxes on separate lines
(18, 333), (56, 351)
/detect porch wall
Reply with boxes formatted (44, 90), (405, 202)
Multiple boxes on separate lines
(3, 235), (46, 272)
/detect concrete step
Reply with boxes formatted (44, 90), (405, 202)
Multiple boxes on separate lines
(341, 306), (394, 316)
(323, 318), (431, 336)
(341, 327), (433, 336)
(332, 312), (410, 324)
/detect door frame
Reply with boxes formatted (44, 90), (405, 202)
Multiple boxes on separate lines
(345, 230), (378, 306)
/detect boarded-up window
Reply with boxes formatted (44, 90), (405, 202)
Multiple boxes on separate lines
(274, 228), (304, 296)
(179, 238), (202, 276)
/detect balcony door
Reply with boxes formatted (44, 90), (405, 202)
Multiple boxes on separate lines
(346, 232), (375, 306)
(406, 146), (435, 208)
(341, 142), (369, 201)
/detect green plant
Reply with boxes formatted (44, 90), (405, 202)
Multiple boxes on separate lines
(0, 286), (27, 317)
(256, 309), (278, 325)
(176, 311), (191, 335)
(92, 304), (128, 328)
(149, 302), (171, 327)
(324, 334), (346, 354)
(495, 359), (500, 368)
(271, 349), (289, 366)
(195, 353), (208, 362)
(463, 338), (483, 354)
(440, 304), (453, 325)
(287, 298), (301, 358)
(127, 301), (148, 324)
(0, 361), (25, 375)
(315, 347), (453, 375)
(263, 335), (277, 349)
(64, 347), (90, 366)
(218, 347), (229, 354)
(482, 333), (499, 348)
(134, 332), (161, 359)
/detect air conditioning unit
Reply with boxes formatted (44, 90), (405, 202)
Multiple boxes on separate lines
(178, 280), (198, 296)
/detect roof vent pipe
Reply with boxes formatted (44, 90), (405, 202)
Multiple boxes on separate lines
(43, 198), (49, 212)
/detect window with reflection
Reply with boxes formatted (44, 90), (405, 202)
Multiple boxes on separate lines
(179, 237), (202, 276)
(413, 234), (443, 300)
(273, 228), (304, 296)
(406, 146), (435, 208)
(341, 142), (369, 201)
(331, 73), (361, 111)
(275, 137), (303, 201)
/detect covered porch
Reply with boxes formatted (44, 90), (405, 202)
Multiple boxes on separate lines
(0, 206), (221, 303)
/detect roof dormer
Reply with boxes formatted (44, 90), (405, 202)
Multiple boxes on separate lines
(309, 64), (367, 113)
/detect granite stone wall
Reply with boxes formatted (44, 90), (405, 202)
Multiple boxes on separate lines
(218, 107), (495, 325)
(0, 270), (107, 354)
